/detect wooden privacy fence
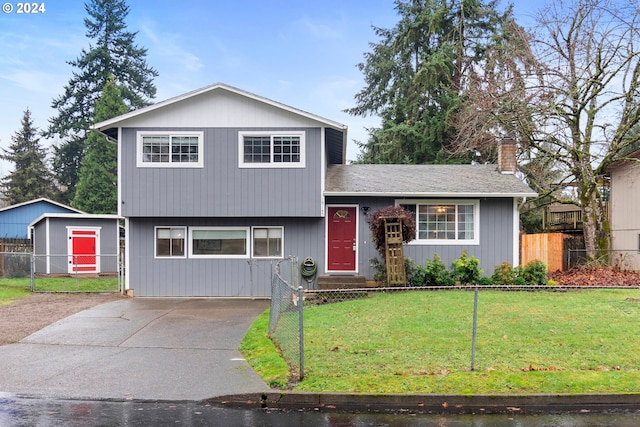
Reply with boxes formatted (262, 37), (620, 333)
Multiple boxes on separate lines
(521, 233), (565, 272)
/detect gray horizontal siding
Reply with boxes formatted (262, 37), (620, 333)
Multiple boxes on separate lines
(128, 217), (325, 297)
(120, 127), (323, 218)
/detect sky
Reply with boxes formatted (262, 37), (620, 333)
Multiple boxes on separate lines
(0, 0), (540, 177)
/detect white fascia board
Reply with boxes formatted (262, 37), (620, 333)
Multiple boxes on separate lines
(323, 191), (539, 198)
(29, 213), (122, 228)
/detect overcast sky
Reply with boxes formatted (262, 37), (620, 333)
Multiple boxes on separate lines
(0, 0), (539, 176)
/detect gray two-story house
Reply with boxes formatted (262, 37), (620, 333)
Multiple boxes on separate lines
(94, 83), (536, 297)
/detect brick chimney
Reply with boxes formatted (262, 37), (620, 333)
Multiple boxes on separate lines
(498, 137), (517, 174)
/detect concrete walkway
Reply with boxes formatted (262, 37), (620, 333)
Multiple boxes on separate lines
(0, 298), (271, 401)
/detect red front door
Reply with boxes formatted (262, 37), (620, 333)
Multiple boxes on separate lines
(71, 230), (97, 273)
(327, 206), (357, 272)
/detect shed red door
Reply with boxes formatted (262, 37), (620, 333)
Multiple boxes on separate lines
(327, 206), (357, 272)
(70, 230), (97, 273)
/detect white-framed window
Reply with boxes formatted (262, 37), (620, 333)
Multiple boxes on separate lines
(398, 200), (479, 245)
(137, 131), (204, 168)
(155, 227), (186, 258)
(189, 227), (249, 258)
(252, 227), (284, 258)
(238, 131), (305, 168)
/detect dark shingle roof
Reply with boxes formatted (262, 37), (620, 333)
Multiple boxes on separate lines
(325, 164), (537, 197)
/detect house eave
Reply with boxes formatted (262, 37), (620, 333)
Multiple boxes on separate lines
(29, 213), (122, 228)
(324, 191), (539, 198)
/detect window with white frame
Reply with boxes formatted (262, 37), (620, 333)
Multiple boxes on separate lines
(399, 200), (479, 244)
(189, 227), (249, 258)
(137, 131), (204, 167)
(252, 227), (283, 258)
(239, 131), (305, 168)
(155, 227), (186, 257)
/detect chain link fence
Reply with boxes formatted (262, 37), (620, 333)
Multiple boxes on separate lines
(0, 252), (123, 293)
(31, 254), (123, 292)
(0, 251), (31, 279)
(268, 256), (304, 381)
(566, 249), (640, 271)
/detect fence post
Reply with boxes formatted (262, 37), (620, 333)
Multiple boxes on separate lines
(30, 252), (35, 292)
(298, 285), (304, 381)
(470, 285), (479, 371)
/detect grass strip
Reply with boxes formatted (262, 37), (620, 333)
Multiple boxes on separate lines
(242, 289), (640, 394)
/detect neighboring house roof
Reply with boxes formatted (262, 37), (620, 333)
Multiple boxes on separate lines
(0, 198), (85, 239)
(608, 147), (640, 172)
(324, 164), (537, 198)
(0, 198), (83, 214)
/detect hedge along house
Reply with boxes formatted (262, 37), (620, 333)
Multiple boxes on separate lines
(30, 213), (121, 275)
(93, 83), (536, 297)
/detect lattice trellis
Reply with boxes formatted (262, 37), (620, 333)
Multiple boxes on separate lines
(383, 217), (406, 286)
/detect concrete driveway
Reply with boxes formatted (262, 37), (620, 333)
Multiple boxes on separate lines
(0, 298), (271, 401)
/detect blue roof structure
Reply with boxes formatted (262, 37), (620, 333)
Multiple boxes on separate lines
(0, 198), (83, 239)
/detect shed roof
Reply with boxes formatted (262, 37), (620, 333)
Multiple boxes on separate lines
(29, 213), (122, 228)
(324, 164), (537, 198)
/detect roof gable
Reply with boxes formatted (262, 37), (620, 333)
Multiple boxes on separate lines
(0, 198), (83, 214)
(93, 83), (347, 132)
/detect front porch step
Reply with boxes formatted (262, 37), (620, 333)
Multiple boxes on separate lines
(316, 275), (367, 290)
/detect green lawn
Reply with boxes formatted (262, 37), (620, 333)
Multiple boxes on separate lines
(0, 276), (119, 293)
(241, 289), (640, 394)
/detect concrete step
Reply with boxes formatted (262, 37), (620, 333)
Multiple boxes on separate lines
(316, 275), (367, 290)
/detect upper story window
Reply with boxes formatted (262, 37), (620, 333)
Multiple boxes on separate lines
(238, 131), (305, 168)
(398, 199), (479, 245)
(137, 131), (204, 168)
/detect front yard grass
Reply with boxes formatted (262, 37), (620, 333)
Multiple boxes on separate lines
(241, 289), (640, 394)
(0, 276), (119, 293)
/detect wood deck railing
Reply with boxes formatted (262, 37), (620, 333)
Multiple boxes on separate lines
(542, 203), (608, 231)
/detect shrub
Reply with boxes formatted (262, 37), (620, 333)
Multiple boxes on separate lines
(513, 275), (527, 286)
(404, 257), (417, 285)
(451, 251), (482, 285)
(369, 258), (386, 283)
(369, 257), (416, 286)
(492, 262), (516, 286)
(518, 260), (548, 286)
(412, 253), (454, 287)
(478, 276), (493, 286)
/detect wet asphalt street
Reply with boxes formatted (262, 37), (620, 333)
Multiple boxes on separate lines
(3, 395), (640, 426)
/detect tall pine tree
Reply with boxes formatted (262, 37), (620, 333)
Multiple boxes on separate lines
(347, 0), (518, 164)
(73, 78), (128, 214)
(47, 0), (157, 204)
(1, 109), (56, 205)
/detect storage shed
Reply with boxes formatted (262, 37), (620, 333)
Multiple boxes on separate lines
(30, 213), (121, 275)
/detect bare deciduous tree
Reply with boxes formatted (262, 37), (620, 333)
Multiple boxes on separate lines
(453, 0), (640, 256)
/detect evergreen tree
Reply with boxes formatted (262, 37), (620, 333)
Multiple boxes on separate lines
(1, 110), (56, 205)
(47, 0), (157, 204)
(73, 78), (129, 214)
(347, 0), (518, 164)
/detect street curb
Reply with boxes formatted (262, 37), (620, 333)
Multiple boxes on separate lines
(207, 392), (640, 415)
